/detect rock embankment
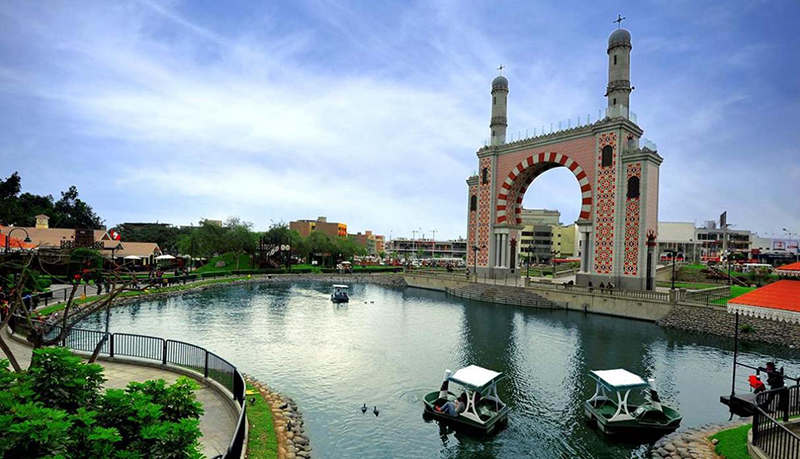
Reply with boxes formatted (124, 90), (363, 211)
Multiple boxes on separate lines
(657, 304), (800, 348)
(649, 420), (748, 459)
(246, 375), (312, 459)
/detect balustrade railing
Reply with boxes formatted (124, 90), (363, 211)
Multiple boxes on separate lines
(408, 269), (671, 302)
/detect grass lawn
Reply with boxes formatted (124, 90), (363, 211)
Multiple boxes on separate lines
(657, 281), (720, 290)
(195, 252), (255, 273)
(245, 383), (278, 459)
(289, 263), (323, 273)
(33, 276), (249, 317)
(710, 423), (752, 459)
(710, 285), (756, 305)
(683, 263), (707, 271)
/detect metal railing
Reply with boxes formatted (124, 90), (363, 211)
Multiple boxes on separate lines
(753, 386), (800, 457)
(10, 319), (247, 459)
(685, 286), (732, 306)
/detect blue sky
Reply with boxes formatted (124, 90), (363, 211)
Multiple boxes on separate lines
(1, 0), (798, 240)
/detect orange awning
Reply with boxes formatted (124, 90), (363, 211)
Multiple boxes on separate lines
(727, 280), (800, 323)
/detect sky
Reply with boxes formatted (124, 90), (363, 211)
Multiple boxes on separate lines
(1, 0), (798, 240)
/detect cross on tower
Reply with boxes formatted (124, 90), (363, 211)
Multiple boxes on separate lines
(614, 14), (626, 29)
(497, 64), (505, 75)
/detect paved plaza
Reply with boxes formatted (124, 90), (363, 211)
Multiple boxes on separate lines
(0, 329), (238, 458)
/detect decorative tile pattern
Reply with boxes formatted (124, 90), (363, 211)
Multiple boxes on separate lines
(593, 132), (617, 274)
(467, 184), (478, 266)
(477, 158), (492, 266)
(496, 152), (592, 224)
(623, 163), (642, 276)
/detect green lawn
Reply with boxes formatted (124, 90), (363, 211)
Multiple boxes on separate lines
(710, 423), (752, 459)
(710, 285), (756, 305)
(657, 281), (720, 290)
(33, 276), (249, 317)
(683, 263), (707, 271)
(195, 252), (255, 273)
(245, 383), (278, 459)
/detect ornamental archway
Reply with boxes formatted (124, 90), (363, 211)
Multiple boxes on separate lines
(496, 152), (592, 225)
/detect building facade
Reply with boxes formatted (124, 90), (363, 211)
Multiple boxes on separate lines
(386, 238), (467, 259)
(289, 216), (347, 238)
(465, 27), (663, 290)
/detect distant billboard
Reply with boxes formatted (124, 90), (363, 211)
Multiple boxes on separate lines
(773, 239), (799, 252)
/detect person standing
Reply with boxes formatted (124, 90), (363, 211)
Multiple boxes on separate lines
(760, 362), (786, 413)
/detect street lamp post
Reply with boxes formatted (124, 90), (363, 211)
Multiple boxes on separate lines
(665, 249), (678, 289)
(471, 245), (485, 282)
(3, 228), (33, 254)
(783, 228), (799, 262)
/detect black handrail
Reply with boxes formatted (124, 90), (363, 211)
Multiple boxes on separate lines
(753, 386), (800, 457)
(8, 318), (248, 459)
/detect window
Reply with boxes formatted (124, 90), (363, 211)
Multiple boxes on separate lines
(482, 167), (488, 184)
(601, 145), (613, 167)
(627, 176), (640, 199)
(493, 96), (496, 105)
(613, 98), (617, 105)
(614, 55), (617, 65)
(470, 195), (477, 211)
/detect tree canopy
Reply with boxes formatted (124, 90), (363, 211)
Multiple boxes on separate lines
(0, 172), (103, 229)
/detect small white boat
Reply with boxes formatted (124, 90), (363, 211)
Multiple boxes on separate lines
(423, 365), (510, 434)
(331, 285), (350, 303)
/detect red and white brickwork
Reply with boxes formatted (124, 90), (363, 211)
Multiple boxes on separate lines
(476, 158), (492, 266)
(593, 132), (617, 275)
(491, 137), (596, 225)
(623, 163), (642, 276)
(467, 184), (478, 265)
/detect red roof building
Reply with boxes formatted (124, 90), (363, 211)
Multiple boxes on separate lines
(775, 261), (800, 277)
(727, 280), (800, 324)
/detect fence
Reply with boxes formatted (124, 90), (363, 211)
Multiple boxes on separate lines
(684, 285), (731, 306)
(10, 319), (247, 459)
(752, 386), (800, 457)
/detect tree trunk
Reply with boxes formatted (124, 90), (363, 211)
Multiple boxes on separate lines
(87, 335), (106, 363)
(0, 332), (22, 372)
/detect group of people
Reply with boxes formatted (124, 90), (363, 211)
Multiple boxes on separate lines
(750, 361), (787, 412)
(587, 281), (615, 291)
(435, 391), (482, 418)
(0, 286), (37, 321)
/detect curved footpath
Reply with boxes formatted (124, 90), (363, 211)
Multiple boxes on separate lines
(0, 328), (238, 458)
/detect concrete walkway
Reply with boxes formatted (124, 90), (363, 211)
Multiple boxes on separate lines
(0, 329), (238, 458)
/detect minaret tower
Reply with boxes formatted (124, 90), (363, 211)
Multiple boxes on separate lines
(606, 20), (632, 113)
(490, 67), (508, 146)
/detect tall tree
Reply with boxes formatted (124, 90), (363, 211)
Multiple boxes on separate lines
(0, 172), (103, 228)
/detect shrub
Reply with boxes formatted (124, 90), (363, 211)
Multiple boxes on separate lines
(27, 347), (105, 413)
(0, 349), (204, 459)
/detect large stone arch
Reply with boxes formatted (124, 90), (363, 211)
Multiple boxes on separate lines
(495, 152), (592, 225)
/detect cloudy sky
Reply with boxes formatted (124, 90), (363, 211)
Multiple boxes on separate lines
(1, 0), (798, 240)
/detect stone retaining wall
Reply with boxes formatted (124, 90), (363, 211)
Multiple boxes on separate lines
(658, 303), (800, 348)
(650, 420), (748, 459)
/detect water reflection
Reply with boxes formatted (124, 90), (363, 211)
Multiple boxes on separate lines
(80, 282), (800, 459)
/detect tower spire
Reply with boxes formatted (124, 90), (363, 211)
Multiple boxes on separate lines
(490, 69), (509, 146)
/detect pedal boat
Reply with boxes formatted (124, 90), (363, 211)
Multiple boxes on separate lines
(423, 365), (511, 434)
(584, 369), (682, 436)
(331, 284), (349, 303)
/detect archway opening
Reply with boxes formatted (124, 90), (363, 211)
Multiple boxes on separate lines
(518, 167), (584, 267)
